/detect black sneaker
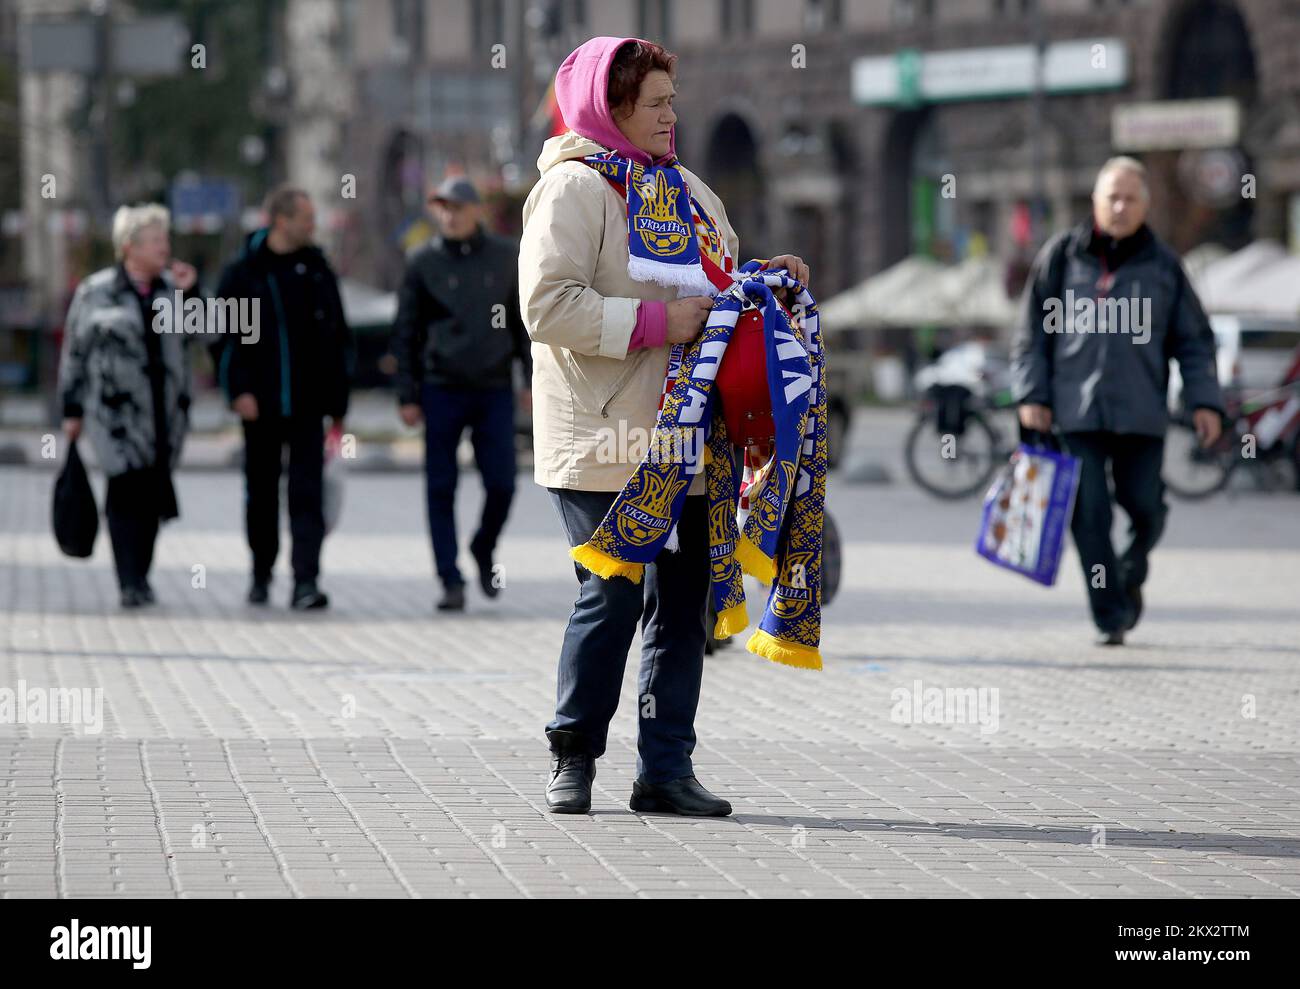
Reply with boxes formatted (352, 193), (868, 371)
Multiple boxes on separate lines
(436, 584), (466, 611)
(1097, 629), (1125, 647)
(120, 586), (146, 609)
(248, 577), (270, 605)
(291, 580), (329, 610)
(138, 581), (156, 605)
(469, 537), (500, 599)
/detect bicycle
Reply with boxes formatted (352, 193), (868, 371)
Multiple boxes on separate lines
(905, 383), (1018, 499)
(1164, 380), (1300, 499)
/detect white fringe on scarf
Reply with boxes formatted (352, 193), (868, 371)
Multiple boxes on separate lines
(627, 255), (719, 298)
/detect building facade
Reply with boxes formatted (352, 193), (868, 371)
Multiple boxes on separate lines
(317, 0), (1300, 298)
(12, 1), (1300, 314)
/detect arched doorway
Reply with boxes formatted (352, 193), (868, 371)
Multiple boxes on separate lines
(706, 113), (766, 259)
(1156, 0), (1258, 249)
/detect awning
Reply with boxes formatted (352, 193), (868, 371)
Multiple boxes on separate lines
(820, 254), (1015, 330)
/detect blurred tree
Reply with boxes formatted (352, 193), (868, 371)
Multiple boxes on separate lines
(115, 0), (281, 188)
(107, 0), (284, 271)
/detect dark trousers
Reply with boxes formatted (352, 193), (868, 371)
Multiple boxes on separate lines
(1062, 431), (1168, 632)
(420, 382), (517, 589)
(242, 415), (325, 583)
(546, 488), (710, 784)
(105, 468), (162, 591)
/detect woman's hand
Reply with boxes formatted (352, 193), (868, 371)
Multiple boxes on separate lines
(764, 254), (810, 288)
(665, 296), (714, 344)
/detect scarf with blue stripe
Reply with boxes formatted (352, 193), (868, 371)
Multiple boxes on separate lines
(571, 238), (828, 671)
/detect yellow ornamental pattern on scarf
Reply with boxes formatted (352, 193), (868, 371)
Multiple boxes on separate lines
(747, 325), (829, 670)
(693, 203), (726, 269)
(705, 413), (748, 639)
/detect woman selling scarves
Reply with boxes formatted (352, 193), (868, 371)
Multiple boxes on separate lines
(519, 37), (812, 817)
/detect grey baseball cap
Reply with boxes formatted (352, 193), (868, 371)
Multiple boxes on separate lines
(429, 176), (481, 204)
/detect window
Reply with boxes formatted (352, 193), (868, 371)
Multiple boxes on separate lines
(892, 0), (933, 27)
(804, 0), (843, 33)
(391, 0), (423, 61)
(720, 0), (755, 36)
(471, 0), (506, 49)
(639, 0), (672, 42)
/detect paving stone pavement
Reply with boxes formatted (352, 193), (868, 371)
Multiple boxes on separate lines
(2, 440), (1299, 898)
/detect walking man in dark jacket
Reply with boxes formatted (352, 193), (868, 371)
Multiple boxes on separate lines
(392, 177), (532, 612)
(1012, 157), (1224, 645)
(217, 185), (353, 610)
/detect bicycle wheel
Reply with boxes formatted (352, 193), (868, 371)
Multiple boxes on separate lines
(1163, 418), (1231, 499)
(904, 410), (1002, 499)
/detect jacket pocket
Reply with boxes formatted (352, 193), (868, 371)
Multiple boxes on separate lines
(599, 353), (647, 419)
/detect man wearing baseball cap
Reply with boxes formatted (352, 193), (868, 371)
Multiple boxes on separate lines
(392, 176), (533, 612)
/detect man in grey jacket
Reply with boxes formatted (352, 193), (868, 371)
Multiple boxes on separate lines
(1011, 157), (1224, 645)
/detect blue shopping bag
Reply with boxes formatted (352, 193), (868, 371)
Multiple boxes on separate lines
(975, 441), (1081, 586)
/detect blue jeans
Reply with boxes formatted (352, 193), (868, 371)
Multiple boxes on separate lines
(546, 488), (710, 784)
(421, 383), (517, 589)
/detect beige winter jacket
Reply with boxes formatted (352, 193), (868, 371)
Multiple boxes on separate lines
(519, 132), (740, 492)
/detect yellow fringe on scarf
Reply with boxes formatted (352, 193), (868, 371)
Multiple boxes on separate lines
(734, 534), (775, 584)
(571, 544), (644, 583)
(746, 629), (822, 670)
(712, 602), (749, 639)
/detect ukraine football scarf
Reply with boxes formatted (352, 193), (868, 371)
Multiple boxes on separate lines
(571, 260), (828, 671)
(583, 151), (718, 298)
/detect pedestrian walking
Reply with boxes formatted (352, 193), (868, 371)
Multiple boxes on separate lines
(216, 185), (353, 610)
(58, 204), (200, 608)
(1011, 156), (1225, 645)
(519, 36), (811, 815)
(392, 176), (533, 612)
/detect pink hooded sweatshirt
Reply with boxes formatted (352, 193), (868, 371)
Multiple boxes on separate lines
(553, 36), (674, 351)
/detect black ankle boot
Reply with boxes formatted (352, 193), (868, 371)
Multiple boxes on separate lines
(545, 729), (595, 814)
(630, 775), (732, 816)
(291, 580), (329, 610)
(470, 537), (499, 599)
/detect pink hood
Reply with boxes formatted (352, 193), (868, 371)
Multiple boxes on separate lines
(553, 36), (676, 167)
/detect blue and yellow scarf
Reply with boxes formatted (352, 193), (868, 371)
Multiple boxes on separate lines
(571, 247), (828, 670)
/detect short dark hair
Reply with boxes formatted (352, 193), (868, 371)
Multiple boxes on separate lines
(608, 40), (677, 119)
(264, 184), (308, 223)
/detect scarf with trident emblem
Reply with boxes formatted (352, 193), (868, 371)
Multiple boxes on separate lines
(583, 151), (719, 297)
(570, 235), (829, 671)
